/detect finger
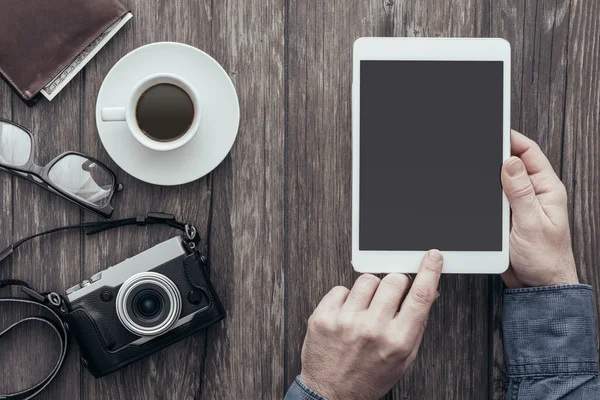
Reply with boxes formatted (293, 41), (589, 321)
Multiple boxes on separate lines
(501, 156), (544, 227)
(315, 286), (350, 312)
(510, 130), (569, 222)
(510, 130), (562, 191)
(395, 250), (443, 344)
(405, 334), (424, 367)
(369, 274), (412, 321)
(343, 274), (381, 312)
(403, 291), (439, 364)
(410, 317), (429, 357)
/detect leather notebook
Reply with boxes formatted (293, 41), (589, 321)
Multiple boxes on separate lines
(0, 0), (130, 106)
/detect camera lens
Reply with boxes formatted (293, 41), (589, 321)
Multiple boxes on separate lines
(116, 272), (182, 337)
(133, 290), (163, 319)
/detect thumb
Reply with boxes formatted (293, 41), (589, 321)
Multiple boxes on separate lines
(501, 157), (543, 226)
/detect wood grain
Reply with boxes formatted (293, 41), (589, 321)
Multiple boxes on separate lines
(0, 71), (12, 259)
(562, 0), (600, 353)
(285, 0), (377, 390)
(198, 0), (285, 398)
(0, 1), (599, 399)
(0, 54), (16, 396)
(0, 81), (84, 398)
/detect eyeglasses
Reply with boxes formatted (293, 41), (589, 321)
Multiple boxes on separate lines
(0, 119), (122, 219)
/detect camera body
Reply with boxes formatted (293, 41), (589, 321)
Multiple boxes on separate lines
(63, 236), (225, 377)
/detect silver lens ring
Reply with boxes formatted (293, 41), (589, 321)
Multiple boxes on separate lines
(116, 272), (182, 337)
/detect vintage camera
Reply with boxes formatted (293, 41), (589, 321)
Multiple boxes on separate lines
(63, 235), (225, 377)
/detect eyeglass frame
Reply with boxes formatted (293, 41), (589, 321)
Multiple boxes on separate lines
(0, 119), (122, 219)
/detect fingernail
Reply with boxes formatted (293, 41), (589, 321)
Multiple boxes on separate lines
(429, 249), (442, 262)
(507, 158), (524, 177)
(435, 291), (441, 300)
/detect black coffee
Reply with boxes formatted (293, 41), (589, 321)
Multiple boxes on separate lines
(135, 83), (195, 142)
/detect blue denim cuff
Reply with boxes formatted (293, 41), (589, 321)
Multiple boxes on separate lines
(503, 284), (599, 377)
(284, 376), (326, 400)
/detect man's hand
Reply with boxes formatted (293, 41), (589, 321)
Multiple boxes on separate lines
(299, 250), (443, 400)
(501, 130), (578, 288)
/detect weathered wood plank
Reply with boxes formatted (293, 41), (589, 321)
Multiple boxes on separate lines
(0, 83), (84, 398)
(562, 0), (600, 351)
(199, 1), (286, 398)
(519, 0), (571, 168)
(0, 75), (12, 249)
(0, 57), (16, 396)
(285, 0), (382, 391)
(79, 1), (216, 399)
(491, 1), (573, 398)
(0, 72), (12, 260)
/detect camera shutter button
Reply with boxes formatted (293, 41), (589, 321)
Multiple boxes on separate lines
(65, 284), (81, 295)
(90, 272), (103, 283)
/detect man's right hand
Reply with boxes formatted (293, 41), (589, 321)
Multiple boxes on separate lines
(500, 130), (578, 288)
(299, 251), (443, 400)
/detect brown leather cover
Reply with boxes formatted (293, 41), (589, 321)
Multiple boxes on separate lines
(0, 0), (130, 105)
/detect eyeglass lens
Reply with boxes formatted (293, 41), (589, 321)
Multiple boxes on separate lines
(0, 121), (32, 167)
(48, 154), (115, 207)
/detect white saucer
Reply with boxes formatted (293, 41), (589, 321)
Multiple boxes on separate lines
(96, 42), (240, 186)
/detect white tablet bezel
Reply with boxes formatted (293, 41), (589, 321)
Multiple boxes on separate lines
(352, 38), (511, 274)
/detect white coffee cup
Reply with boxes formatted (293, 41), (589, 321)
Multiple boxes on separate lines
(101, 73), (201, 152)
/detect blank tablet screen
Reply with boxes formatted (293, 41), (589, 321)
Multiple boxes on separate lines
(359, 61), (503, 251)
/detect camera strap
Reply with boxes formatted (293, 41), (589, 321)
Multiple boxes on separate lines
(0, 212), (200, 263)
(0, 212), (200, 400)
(0, 280), (68, 400)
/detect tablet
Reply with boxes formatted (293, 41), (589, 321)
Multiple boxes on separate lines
(352, 38), (510, 274)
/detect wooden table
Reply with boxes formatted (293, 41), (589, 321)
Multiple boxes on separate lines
(1, 1), (599, 399)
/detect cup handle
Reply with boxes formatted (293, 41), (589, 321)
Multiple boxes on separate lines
(101, 107), (126, 122)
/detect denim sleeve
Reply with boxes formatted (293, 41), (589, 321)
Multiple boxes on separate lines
(284, 376), (326, 400)
(503, 284), (600, 399)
